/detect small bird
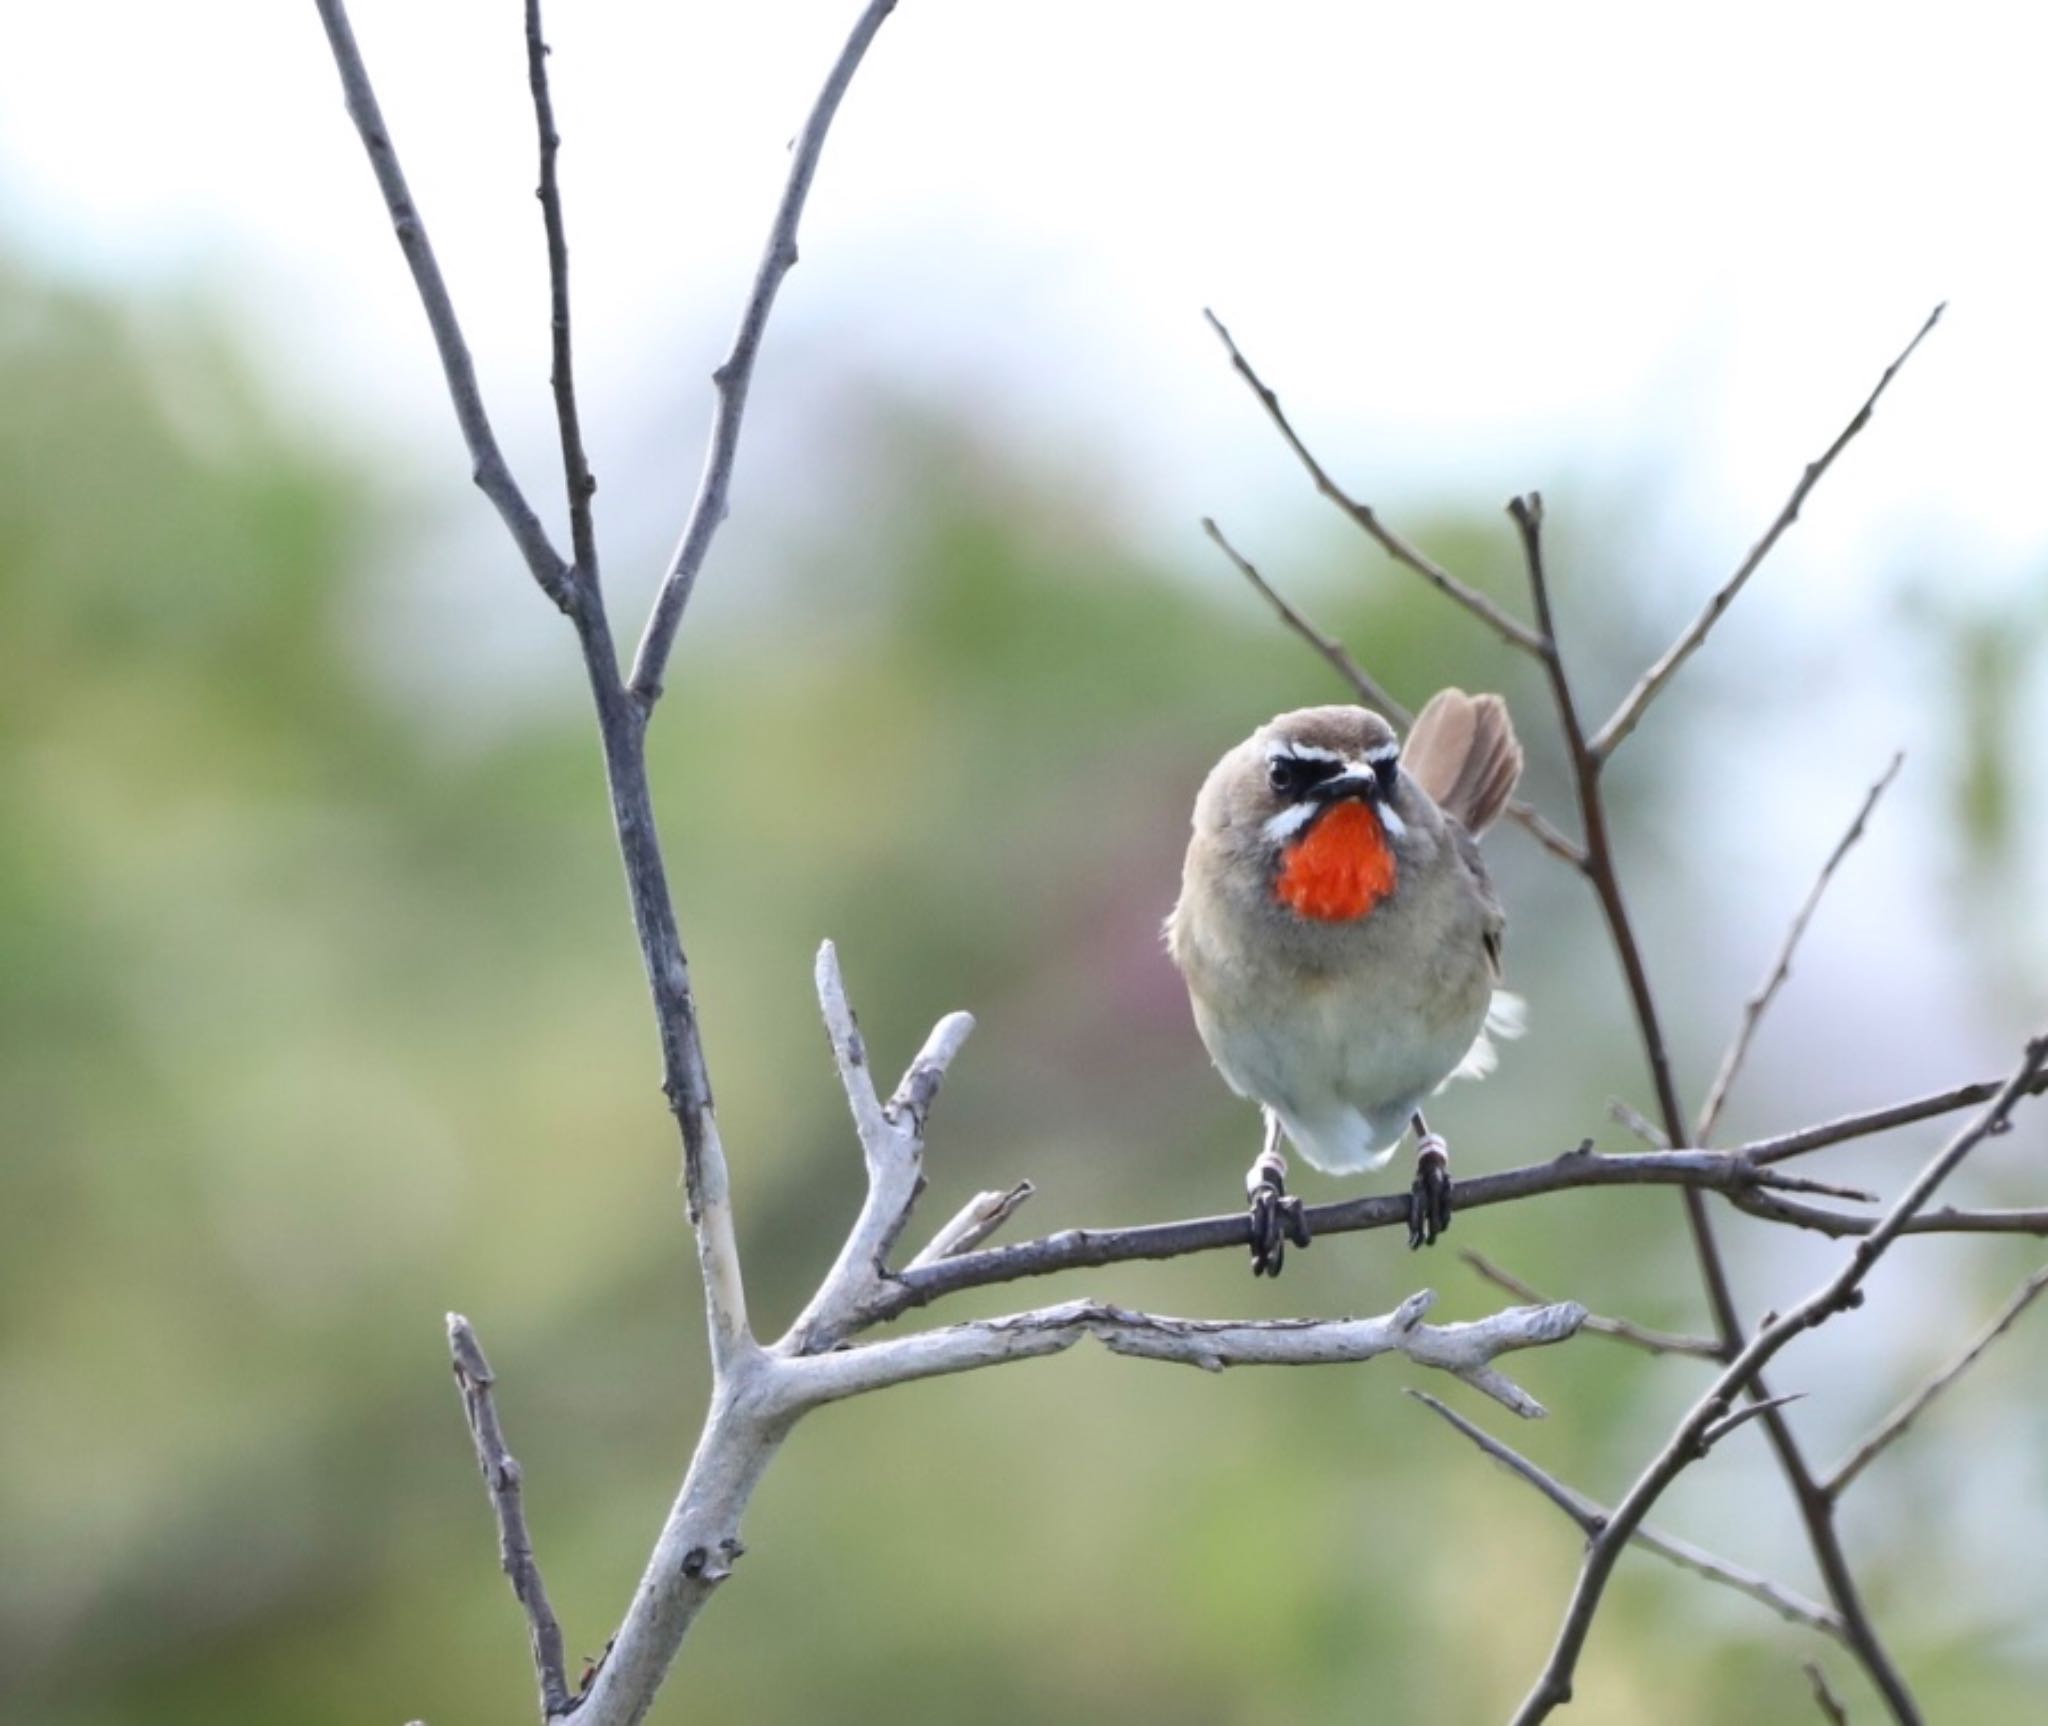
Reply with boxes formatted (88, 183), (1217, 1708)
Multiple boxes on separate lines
(1166, 691), (1523, 1274)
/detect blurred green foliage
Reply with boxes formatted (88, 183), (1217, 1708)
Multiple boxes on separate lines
(3, 256), (2045, 1726)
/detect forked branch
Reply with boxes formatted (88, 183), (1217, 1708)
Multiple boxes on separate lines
(1590, 304), (1944, 760)
(1510, 1037), (2048, 1726)
(629, 0), (902, 704)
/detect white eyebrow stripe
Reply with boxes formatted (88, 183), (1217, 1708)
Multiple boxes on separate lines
(1262, 802), (1319, 843)
(1361, 741), (1400, 764)
(1265, 741), (1344, 764)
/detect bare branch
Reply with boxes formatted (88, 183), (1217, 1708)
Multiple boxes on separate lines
(446, 1314), (573, 1720)
(569, 1380), (796, 1726)
(312, 0), (573, 611)
(1591, 305), (1945, 760)
(629, 0), (900, 705)
(1824, 1264), (2048, 1497)
(1746, 1069), (2048, 1165)
(1203, 309), (1547, 656)
(1460, 1250), (1722, 1359)
(1202, 516), (1586, 867)
(1507, 489), (1923, 1721)
(792, 1290), (1586, 1418)
(1807, 1660), (1853, 1725)
(525, 0), (600, 584)
(907, 1181), (1036, 1268)
(786, 941), (975, 1352)
(869, 1141), (2000, 1324)
(1511, 1036), (2048, 1726)
(1697, 753), (1904, 1142)
(1408, 1391), (1847, 1644)
(1729, 1190), (2048, 1240)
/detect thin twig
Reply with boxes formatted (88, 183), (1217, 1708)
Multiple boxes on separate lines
(1807, 1660), (1853, 1725)
(1747, 1069), (2048, 1164)
(447, 1314), (573, 1720)
(1506, 491), (1922, 1722)
(312, 0), (573, 611)
(1824, 1264), (2048, 1497)
(1700, 1392), (1807, 1452)
(1202, 516), (1409, 720)
(1696, 753), (1904, 1142)
(1408, 1391), (1847, 1643)
(1510, 1036), (2048, 1726)
(1590, 305), (1945, 760)
(629, 0), (900, 705)
(1729, 1191), (2048, 1240)
(1203, 309), (1547, 656)
(1609, 1097), (1668, 1148)
(1461, 1250), (1722, 1359)
(1202, 516), (1585, 866)
(525, 0), (600, 585)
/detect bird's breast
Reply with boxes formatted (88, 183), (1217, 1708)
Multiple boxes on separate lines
(1273, 802), (1396, 922)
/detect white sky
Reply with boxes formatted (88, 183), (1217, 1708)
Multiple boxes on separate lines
(4, 1), (2043, 593)
(4, 3), (2045, 1043)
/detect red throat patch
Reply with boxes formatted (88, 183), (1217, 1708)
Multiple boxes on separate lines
(1275, 801), (1397, 921)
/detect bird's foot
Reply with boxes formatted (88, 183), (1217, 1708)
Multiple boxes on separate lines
(1246, 1148), (1311, 1278)
(1408, 1133), (1452, 1250)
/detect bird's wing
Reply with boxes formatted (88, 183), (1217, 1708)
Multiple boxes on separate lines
(1404, 688), (1524, 835)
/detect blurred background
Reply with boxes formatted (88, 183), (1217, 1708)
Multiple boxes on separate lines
(4, 4), (2047, 1723)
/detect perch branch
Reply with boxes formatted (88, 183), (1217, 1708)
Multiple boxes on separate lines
(1824, 1263), (2048, 1497)
(866, 1139), (2031, 1323)
(1202, 516), (1585, 866)
(1510, 1036), (2048, 1726)
(1696, 753), (1903, 1142)
(447, 1314), (573, 1720)
(311, 0), (573, 611)
(1203, 309), (1547, 655)
(525, 0), (600, 584)
(629, 0), (900, 705)
(1460, 1249), (1722, 1359)
(1408, 1391), (1847, 1643)
(1590, 304), (1944, 760)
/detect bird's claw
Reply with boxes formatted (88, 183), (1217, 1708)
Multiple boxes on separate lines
(1408, 1135), (1452, 1250)
(1247, 1158), (1310, 1278)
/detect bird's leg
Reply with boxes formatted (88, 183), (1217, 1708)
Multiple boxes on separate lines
(1407, 1111), (1452, 1250)
(1245, 1109), (1310, 1278)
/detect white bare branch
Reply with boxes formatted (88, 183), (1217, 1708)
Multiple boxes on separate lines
(784, 941), (975, 1353)
(787, 1290), (1587, 1419)
(907, 1181), (1036, 1267)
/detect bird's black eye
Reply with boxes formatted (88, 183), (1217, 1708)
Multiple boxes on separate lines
(1268, 757), (1305, 797)
(1374, 753), (1399, 799)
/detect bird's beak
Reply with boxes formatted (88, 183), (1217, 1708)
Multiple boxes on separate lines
(1310, 769), (1379, 803)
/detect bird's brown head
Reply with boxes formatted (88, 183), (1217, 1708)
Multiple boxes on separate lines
(1202, 705), (1410, 923)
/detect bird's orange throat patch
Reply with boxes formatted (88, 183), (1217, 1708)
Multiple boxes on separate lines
(1274, 801), (1398, 921)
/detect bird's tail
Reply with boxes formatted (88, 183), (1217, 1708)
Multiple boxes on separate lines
(1404, 689), (1524, 834)
(1445, 988), (1527, 1085)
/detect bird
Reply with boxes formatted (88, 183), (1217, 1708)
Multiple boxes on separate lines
(1166, 691), (1523, 1274)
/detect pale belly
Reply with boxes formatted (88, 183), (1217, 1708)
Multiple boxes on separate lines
(1190, 951), (1492, 1174)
